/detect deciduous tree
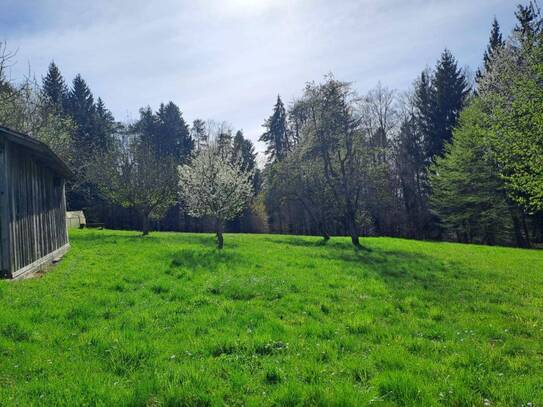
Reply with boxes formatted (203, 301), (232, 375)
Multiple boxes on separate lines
(89, 135), (178, 236)
(179, 145), (254, 249)
(429, 100), (512, 245)
(298, 76), (369, 247)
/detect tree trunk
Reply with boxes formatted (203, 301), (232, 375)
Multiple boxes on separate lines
(345, 206), (361, 248)
(347, 217), (361, 248)
(142, 213), (150, 236)
(216, 219), (224, 249)
(318, 221), (330, 242)
(350, 232), (360, 247)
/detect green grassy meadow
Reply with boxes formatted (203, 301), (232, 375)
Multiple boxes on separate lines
(0, 230), (542, 406)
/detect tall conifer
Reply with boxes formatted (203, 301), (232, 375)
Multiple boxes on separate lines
(42, 61), (68, 111)
(426, 50), (470, 159)
(67, 74), (96, 151)
(156, 101), (192, 162)
(260, 96), (290, 162)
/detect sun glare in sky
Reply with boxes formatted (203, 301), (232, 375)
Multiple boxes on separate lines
(220, 0), (278, 16)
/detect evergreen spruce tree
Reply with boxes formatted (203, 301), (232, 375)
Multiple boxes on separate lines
(426, 49), (470, 159)
(134, 106), (158, 150)
(42, 61), (68, 111)
(408, 52), (469, 237)
(95, 97), (116, 150)
(233, 130), (257, 173)
(64, 74), (101, 212)
(156, 101), (192, 162)
(413, 70), (436, 163)
(67, 74), (97, 152)
(217, 129), (233, 157)
(230, 130), (258, 232)
(260, 95), (290, 162)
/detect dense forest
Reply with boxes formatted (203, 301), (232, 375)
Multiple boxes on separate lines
(0, 2), (542, 248)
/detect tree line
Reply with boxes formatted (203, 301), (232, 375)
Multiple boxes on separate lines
(0, 49), (264, 237)
(0, 1), (541, 248)
(259, 2), (543, 248)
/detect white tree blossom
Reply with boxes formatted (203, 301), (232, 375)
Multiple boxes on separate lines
(178, 144), (254, 248)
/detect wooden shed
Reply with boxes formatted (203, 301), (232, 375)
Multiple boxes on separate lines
(0, 126), (72, 279)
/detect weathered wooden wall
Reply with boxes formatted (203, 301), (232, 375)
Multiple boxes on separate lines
(1, 140), (68, 278)
(0, 139), (8, 277)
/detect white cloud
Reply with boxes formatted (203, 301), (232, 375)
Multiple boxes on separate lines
(4, 0), (518, 153)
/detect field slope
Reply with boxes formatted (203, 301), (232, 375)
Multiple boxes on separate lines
(0, 230), (542, 406)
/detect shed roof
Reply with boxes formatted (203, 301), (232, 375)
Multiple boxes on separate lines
(0, 125), (73, 179)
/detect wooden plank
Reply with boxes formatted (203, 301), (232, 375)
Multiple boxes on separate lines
(0, 140), (9, 276)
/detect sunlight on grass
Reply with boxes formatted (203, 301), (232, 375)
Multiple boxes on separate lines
(0, 229), (542, 405)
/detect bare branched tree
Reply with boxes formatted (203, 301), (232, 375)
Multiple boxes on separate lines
(0, 41), (18, 105)
(89, 135), (178, 235)
(360, 82), (398, 163)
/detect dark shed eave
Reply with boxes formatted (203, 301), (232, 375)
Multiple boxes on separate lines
(0, 125), (74, 179)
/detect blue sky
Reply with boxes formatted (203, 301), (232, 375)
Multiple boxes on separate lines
(2, 0), (518, 151)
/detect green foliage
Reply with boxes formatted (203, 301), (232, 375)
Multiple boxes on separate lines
(31, 112), (75, 165)
(429, 100), (511, 244)
(288, 76), (371, 246)
(430, 8), (543, 243)
(0, 229), (542, 405)
(514, 1), (542, 45)
(473, 8), (543, 215)
(487, 50), (543, 213)
(397, 50), (470, 239)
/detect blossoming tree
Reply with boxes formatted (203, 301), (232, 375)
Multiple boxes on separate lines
(178, 144), (254, 249)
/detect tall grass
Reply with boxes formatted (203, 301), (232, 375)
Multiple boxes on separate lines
(0, 229), (541, 406)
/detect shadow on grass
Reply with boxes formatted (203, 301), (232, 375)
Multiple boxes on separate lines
(334, 247), (480, 303)
(69, 230), (155, 246)
(266, 235), (474, 301)
(72, 230), (239, 248)
(171, 234), (240, 249)
(264, 236), (377, 253)
(263, 236), (338, 248)
(169, 248), (243, 272)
